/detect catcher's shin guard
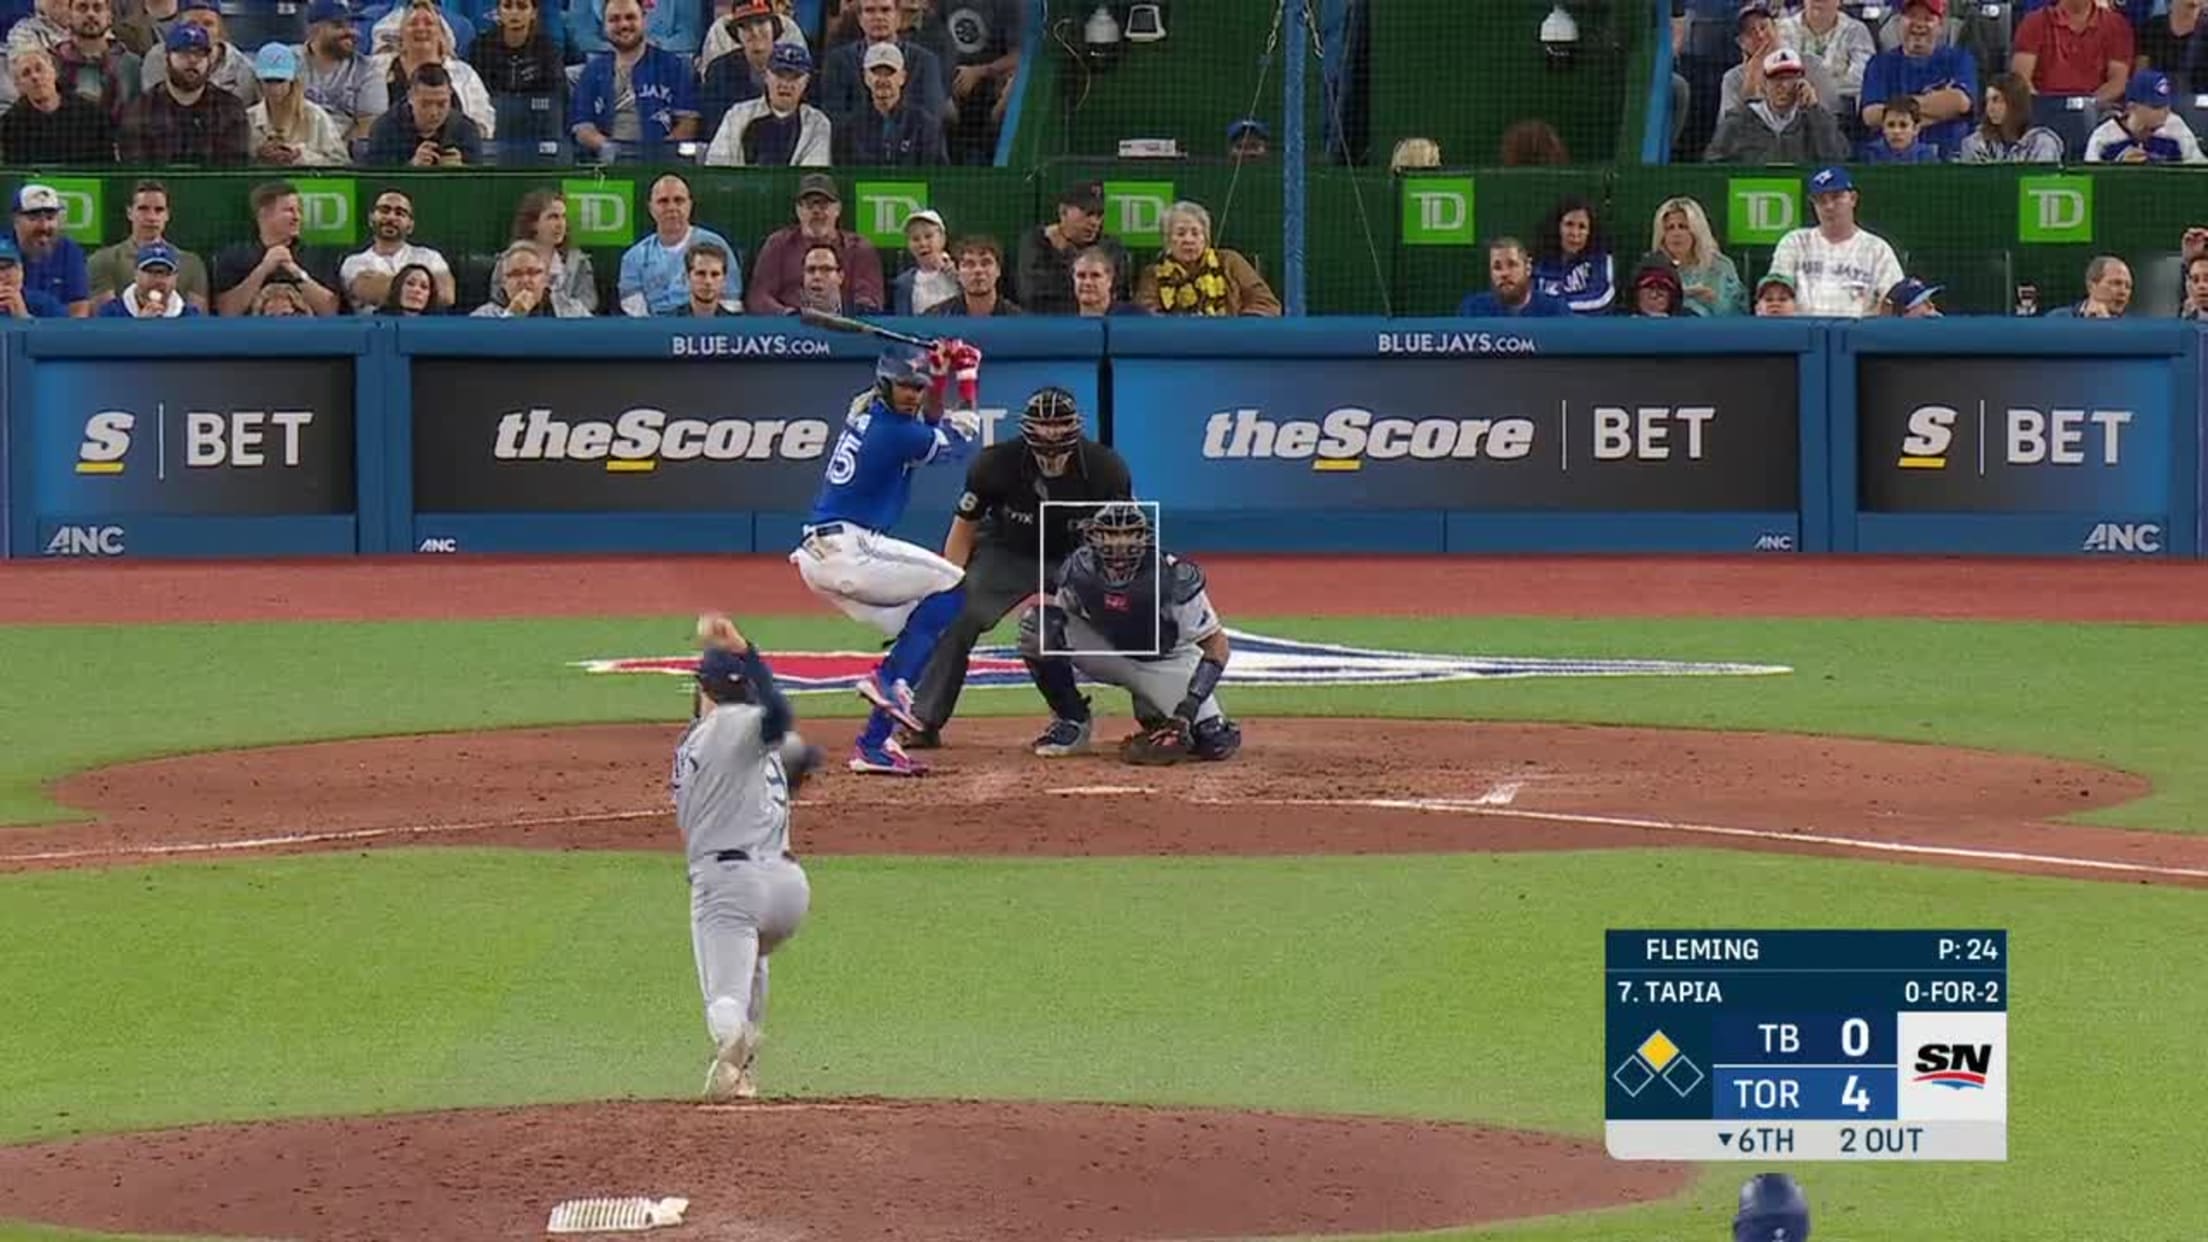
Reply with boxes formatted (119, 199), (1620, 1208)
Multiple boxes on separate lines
(1023, 655), (1092, 724)
(1189, 717), (1242, 761)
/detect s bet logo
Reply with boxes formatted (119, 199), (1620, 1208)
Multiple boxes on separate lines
(76, 409), (134, 474)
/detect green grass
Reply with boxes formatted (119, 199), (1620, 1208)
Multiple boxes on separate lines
(2, 615), (2206, 829)
(0, 848), (2199, 1241)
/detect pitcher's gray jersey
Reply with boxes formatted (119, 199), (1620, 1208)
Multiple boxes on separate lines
(672, 703), (793, 867)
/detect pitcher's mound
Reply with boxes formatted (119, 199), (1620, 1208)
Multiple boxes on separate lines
(0, 1098), (1692, 1241)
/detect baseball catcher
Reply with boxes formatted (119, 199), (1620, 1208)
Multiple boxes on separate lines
(1015, 502), (1242, 764)
(900, 386), (1133, 750)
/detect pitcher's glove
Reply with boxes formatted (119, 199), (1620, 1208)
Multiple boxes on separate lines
(1120, 717), (1193, 766)
(779, 733), (828, 796)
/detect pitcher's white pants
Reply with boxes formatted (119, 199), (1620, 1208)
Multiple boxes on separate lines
(790, 524), (965, 637)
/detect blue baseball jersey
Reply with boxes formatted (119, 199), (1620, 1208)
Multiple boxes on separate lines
(807, 392), (974, 530)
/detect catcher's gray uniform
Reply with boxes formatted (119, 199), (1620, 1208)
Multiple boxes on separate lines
(1020, 547), (1226, 724)
(672, 656), (813, 1091)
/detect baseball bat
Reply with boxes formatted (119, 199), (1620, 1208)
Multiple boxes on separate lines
(797, 306), (939, 349)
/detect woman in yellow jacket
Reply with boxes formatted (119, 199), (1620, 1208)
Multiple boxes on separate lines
(1135, 201), (1282, 317)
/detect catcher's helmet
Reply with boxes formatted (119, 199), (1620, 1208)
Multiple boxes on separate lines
(1733, 1172), (1809, 1242)
(1084, 501), (1153, 587)
(694, 646), (756, 705)
(1021, 387), (1083, 460)
(875, 343), (932, 397)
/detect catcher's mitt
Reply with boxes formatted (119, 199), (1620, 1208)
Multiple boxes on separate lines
(1119, 719), (1192, 766)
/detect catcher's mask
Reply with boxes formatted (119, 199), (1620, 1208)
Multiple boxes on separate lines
(1084, 502), (1152, 587)
(1021, 386), (1083, 474)
(695, 646), (758, 706)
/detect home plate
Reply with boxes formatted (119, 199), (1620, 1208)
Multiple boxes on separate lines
(1048, 785), (1157, 796)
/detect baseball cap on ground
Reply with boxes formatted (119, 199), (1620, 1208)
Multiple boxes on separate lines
(768, 42), (811, 75)
(795, 172), (839, 202)
(136, 241), (180, 271)
(166, 22), (211, 52)
(1761, 46), (1804, 78)
(2129, 68), (2174, 107)
(863, 42), (904, 72)
(1885, 277), (1942, 311)
(1809, 165), (1854, 195)
(12, 183), (61, 214)
(255, 42), (300, 81)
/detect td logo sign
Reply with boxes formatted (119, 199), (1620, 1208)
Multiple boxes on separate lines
(1728, 178), (1800, 245)
(562, 178), (634, 248)
(2018, 176), (2093, 243)
(854, 180), (929, 247)
(1401, 176), (1475, 246)
(43, 177), (104, 244)
(291, 177), (358, 246)
(1104, 180), (1174, 249)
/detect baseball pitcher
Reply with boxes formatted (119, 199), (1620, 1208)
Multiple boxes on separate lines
(675, 614), (825, 1102)
(1016, 502), (1243, 764)
(901, 386), (1133, 750)
(790, 339), (985, 776)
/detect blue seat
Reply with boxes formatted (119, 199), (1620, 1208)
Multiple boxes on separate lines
(221, 0), (308, 48)
(488, 90), (569, 164)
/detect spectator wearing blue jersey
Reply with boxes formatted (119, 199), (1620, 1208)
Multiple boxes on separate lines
(619, 172), (737, 316)
(0, 234), (71, 317)
(1859, 93), (1943, 160)
(1531, 196), (1616, 315)
(1860, 0), (1976, 156)
(569, 0), (697, 162)
(2085, 67), (2208, 160)
(11, 182), (90, 315)
(1457, 236), (1569, 317)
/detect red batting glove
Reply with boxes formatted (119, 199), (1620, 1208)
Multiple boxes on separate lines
(948, 340), (983, 408)
(926, 339), (953, 402)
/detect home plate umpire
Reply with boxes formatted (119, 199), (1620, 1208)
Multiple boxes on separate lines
(900, 386), (1132, 749)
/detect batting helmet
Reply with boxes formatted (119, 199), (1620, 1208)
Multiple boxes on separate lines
(875, 344), (932, 399)
(1021, 387), (1083, 461)
(1083, 501), (1152, 587)
(1733, 1172), (1809, 1242)
(695, 646), (756, 706)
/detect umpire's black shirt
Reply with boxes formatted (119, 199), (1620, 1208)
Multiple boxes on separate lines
(956, 438), (1133, 567)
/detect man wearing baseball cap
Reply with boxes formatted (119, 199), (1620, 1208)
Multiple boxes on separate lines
(1015, 181), (1129, 315)
(95, 241), (203, 317)
(2085, 68), (2208, 163)
(817, 0), (946, 130)
(700, 0), (802, 121)
(9, 183), (90, 317)
(1764, 166), (1903, 318)
(701, 40), (829, 166)
(745, 173), (886, 314)
(1705, 46), (1849, 163)
(143, 0), (262, 105)
(117, 20), (249, 162)
(0, 235), (72, 319)
(1858, 0), (1977, 157)
(833, 40), (948, 165)
(1720, 2), (1840, 122)
(297, 0), (376, 140)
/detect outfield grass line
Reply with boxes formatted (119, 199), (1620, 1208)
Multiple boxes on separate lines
(1241, 797), (2208, 881)
(0, 809), (667, 864)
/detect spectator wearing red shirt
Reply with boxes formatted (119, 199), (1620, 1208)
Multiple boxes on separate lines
(2013, 0), (2134, 106)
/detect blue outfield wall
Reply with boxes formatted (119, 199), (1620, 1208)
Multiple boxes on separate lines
(0, 317), (2199, 560)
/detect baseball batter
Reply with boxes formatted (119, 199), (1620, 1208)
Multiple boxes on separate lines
(791, 339), (985, 775)
(675, 614), (825, 1102)
(901, 387), (1133, 750)
(1017, 503), (1244, 764)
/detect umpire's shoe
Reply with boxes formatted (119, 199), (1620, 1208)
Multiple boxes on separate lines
(1032, 716), (1093, 757)
(897, 725), (942, 750)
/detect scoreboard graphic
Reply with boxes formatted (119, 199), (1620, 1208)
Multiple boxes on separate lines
(1605, 930), (2007, 1161)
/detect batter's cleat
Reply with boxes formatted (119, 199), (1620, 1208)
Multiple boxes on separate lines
(897, 725), (943, 750)
(858, 673), (926, 732)
(704, 1023), (761, 1103)
(849, 738), (929, 776)
(1032, 716), (1093, 757)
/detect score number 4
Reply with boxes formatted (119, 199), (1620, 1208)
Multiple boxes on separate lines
(1839, 1017), (1872, 1114)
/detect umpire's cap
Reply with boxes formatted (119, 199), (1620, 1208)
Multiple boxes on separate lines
(1733, 1172), (1809, 1242)
(695, 646), (755, 704)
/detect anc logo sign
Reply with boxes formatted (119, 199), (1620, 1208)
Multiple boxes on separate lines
(575, 630), (1793, 689)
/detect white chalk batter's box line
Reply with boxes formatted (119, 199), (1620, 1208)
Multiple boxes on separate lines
(1036, 499), (1163, 659)
(2, 794), (2201, 883)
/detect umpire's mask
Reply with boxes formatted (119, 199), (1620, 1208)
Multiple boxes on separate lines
(1022, 387), (1083, 476)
